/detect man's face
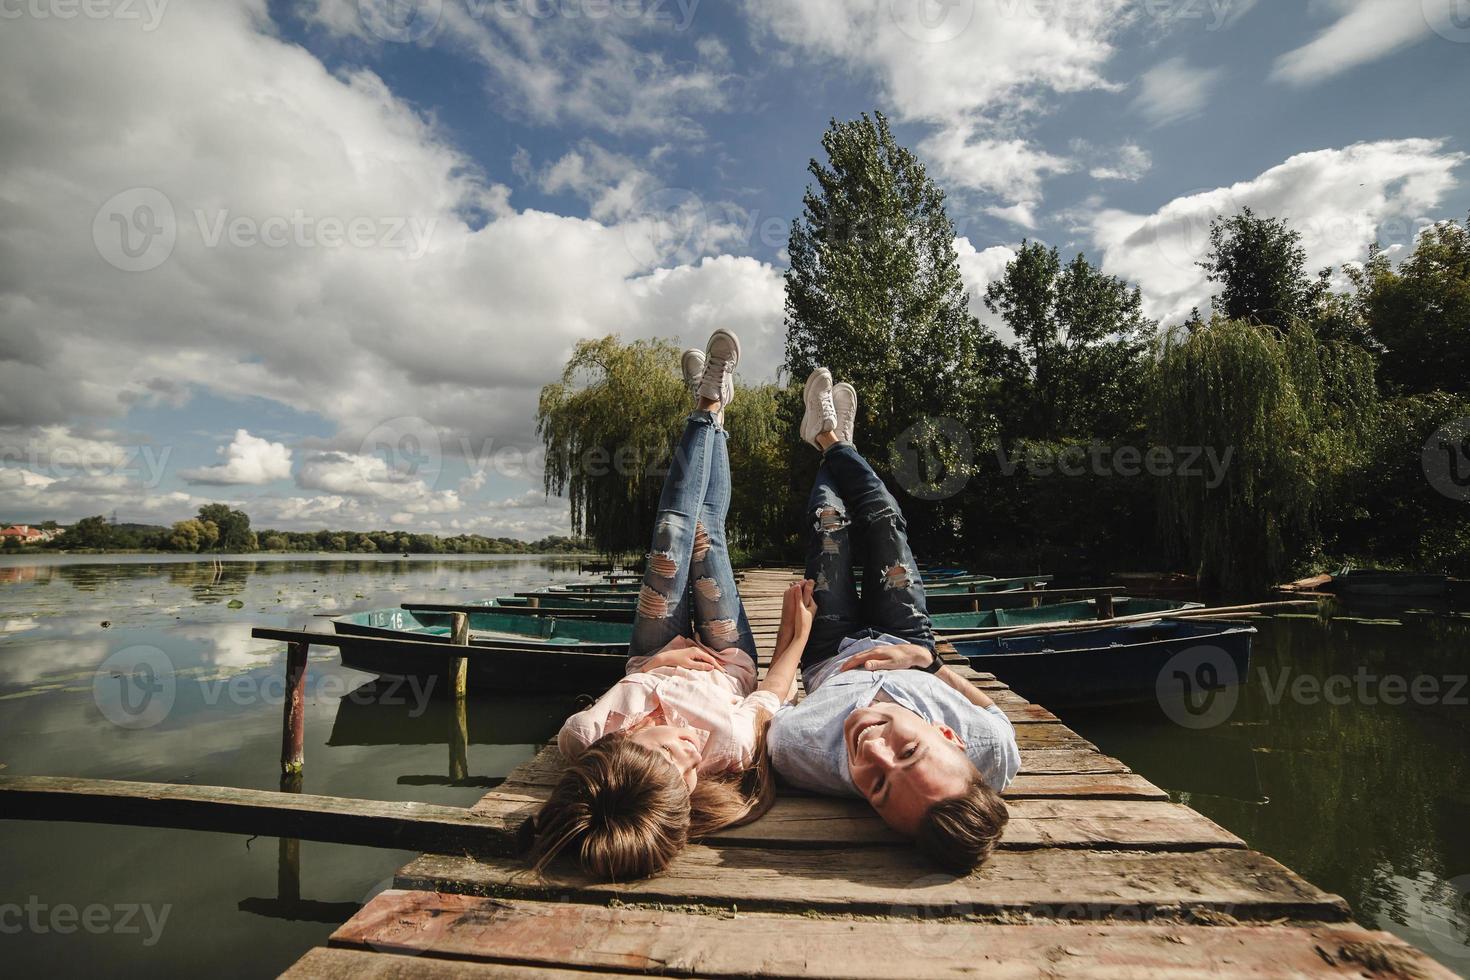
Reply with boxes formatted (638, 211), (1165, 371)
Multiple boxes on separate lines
(844, 701), (975, 834)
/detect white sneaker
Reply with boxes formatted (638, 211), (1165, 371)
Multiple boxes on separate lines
(800, 368), (837, 448)
(696, 329), (739, 412)
(681, 348), (705, 402)
(832, 381), (857, 445)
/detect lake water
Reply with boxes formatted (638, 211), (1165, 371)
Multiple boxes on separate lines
(1, 555), (1468, 975)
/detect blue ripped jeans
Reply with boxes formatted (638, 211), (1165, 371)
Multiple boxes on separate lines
(628, 411), (757, 661)
(801, 442), (934, 670)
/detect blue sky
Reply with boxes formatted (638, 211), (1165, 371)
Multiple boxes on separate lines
(2, 0), (1468, 536)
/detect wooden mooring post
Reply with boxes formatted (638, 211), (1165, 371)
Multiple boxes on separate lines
(280, 640), (308, 775)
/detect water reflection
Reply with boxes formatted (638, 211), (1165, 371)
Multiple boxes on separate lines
(0, 555), (587, 980)
(1065, 608), (1470, 967)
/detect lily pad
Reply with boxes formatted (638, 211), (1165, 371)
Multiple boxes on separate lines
(227, 599), (245, 609)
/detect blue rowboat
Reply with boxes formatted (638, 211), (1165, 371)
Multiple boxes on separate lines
(950, 618), (1255, 707)
(334, 606), (633, 649)
(932, 597), (1203, 633)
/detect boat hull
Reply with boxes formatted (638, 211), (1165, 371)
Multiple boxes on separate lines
(951, 618), (1254, 707)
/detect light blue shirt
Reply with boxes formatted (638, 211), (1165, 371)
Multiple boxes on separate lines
(769, 632), (1021, 798)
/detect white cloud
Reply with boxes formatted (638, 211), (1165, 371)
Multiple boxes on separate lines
(745, 0), (1136, 205)
(1271, 0), (1452, 86)
(918, 127), (1073, 203)
(953, 237), (1019, 343)
(1131, 56), (1223, 126)
(1089, 139), (1467, 324)
(1084, 142), (1153, 182)
(307, 0), (730, 137)
(180, 429), (292, 485)
(984, 202), (1040, 230)
(0, 0), (785, 532)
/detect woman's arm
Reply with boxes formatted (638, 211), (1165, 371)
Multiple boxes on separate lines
(758, 579), (814, 702)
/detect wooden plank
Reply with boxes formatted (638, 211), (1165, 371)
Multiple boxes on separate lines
(488, 750), (1158, 801)
(0, 775), (501, 854)
(469, 793), (1243, 851)
(331, 893), (1455, 979)
(395, 845), (1352, 922)
(283, 947), (636, 980)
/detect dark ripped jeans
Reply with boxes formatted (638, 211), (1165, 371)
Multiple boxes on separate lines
(629, 411), (757, 661)
(801, 442), (934, 670)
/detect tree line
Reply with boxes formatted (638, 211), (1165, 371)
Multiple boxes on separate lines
(538, 112), (1470, 594)
(30, 504), (589, 555)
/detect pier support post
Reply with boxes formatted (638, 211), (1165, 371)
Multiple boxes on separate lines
(449, 612), (469, 700)
(280, 641), (308, 775)
(1097, 593), (1115, 619)
(448, 611), (469, 781)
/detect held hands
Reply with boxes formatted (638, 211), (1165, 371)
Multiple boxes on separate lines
(644, 635), (724, 672)
(777, 579), (817, 651)
(838, 643), (936, 673)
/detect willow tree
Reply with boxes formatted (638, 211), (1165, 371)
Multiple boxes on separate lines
(537, 336), (685, 556)
(783, 112), (1008, 549)
(1150, 319), (1377, 593)
(537, 336), (794, 558)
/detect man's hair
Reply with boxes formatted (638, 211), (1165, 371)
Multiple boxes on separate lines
(914, 776), (1009, 874)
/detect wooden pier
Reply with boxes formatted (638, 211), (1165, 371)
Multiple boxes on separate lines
(281, 568), (1450, 979)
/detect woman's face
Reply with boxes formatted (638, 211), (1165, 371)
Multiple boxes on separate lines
(628, 724), (702, 792)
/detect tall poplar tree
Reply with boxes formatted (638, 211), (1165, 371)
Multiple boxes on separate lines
(783, 112), (1008, 545)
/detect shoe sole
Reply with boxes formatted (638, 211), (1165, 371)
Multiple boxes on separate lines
(801, 368), (834, 447)
(832, 382), (857, 444)
(699, 330), (741, 409)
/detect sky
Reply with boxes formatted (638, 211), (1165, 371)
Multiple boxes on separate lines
(2, 0), (1468, 537)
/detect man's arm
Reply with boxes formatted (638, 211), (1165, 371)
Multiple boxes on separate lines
(934, 663), (995, 709)
(839, 643), (996, 709)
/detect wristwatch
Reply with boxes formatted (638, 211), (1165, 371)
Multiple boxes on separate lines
(915, 648), (943, 673)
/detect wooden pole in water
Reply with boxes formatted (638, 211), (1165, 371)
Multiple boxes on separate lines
(448, 611), (470, 781)
(280, 641), (308, 775)
(449, 611), (470, 700)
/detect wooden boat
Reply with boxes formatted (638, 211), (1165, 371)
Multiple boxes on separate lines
(1327, 569), (1449, 598)
(949, 618), (1255, 707)
(324, 627), (627, 695)
(932, 597), (1202, 633)
(334, 606), (633, 648)
(1109, 571), (1200, 597)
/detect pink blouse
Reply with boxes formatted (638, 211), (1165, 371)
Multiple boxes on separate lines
(557, 648), (781, 776)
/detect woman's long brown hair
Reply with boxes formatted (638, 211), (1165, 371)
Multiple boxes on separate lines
(521, 709), (775, 881)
